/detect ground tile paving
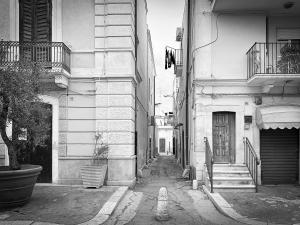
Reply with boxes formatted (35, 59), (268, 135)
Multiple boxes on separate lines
(220, 185), (300, 225)
(0, 185), (118, 225)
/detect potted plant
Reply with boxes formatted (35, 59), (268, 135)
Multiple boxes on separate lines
(80, 131), (108, 188)
(277, 41), (300, 74)
(0, 53), (50, 207)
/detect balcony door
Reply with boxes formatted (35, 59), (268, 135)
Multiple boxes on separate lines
(19, 0), (52, 63)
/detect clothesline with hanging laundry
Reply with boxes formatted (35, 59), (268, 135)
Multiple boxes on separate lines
(165, 46), (177, 70)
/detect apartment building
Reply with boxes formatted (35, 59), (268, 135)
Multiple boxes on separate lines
(174, 0), (300, 192)
(0, 0), (156, 187)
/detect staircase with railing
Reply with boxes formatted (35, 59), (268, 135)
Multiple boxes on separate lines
(204, 137), (258, 193)
(243, 137), (260, 192)
(204, 137), (214, 193)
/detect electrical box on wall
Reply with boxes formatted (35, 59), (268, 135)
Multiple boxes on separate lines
(244, 116), (252, 130)
(244, 116), (253, 124)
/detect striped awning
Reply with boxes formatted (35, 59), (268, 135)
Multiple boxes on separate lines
(256, 105), (300, 129)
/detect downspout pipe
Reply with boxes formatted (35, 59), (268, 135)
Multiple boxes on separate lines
(153, 75), (156, 157)
(185, 0), (191, 167)
(134, 0), (138, 178)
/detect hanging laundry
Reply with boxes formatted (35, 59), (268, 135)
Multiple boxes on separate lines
(171, 51), (176, 65)
(168, 50), (171, 68)
(165, 49), (168, 69)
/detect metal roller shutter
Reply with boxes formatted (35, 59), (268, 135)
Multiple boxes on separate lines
(261, 128), (299, 185)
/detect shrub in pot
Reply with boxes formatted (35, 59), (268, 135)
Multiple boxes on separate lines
(278, 41), (300, 73)
(81, 131), (108, 188)
(0, 59), (51, 207)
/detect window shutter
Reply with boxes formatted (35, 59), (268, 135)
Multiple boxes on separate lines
(19, 0), (52, 42)
(34, 0), (52, 42)
(19, 0), (34, 43)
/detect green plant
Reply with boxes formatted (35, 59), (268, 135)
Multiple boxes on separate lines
(92, 131), (108, 165)
(277, 42), (300, 73)
(0, 49), (50, 170)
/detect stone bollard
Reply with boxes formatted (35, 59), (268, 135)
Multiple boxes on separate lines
(192, 179), (198, 190)
(155, 187), (169, 221)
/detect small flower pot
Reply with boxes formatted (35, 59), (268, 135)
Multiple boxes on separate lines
(80, 164), (107, 188)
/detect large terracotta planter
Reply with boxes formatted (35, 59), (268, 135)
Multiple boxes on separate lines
(0, 164), (42, 208)
(80, 164), (107, 188)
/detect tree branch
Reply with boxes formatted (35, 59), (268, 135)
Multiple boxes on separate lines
(0, 94), (12, 146)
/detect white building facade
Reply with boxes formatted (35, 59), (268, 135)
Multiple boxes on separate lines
(0, 0), (155, 187)
(175, 0), (300, 191)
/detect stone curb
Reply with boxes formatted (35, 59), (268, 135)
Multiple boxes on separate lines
(202, 185), (291, 225)
(0, 186), (128, 225)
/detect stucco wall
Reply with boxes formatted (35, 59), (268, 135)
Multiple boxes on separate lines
(211, 14), (266, 79)
(193, 83), (300, 182)
(0, 0), (10, 40)
(62, 0), (94, 69)
(136, 0), (152, 169)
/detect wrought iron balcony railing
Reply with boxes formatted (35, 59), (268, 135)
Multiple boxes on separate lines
(247, 41), (300, 79)
(0, 41), (71, 74)
(174, 48), (183, 75)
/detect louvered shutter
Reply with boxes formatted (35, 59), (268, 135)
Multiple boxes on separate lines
(34, 0), (52, 42)
(19, 0), (34, 61)
(19, 0), (52, 63)
(34, 0), (52, 64)
(261, 128), (299, 185)
(19, 0), (33, 43)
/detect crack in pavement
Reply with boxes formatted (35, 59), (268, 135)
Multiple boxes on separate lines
(103, 191), (143, 225)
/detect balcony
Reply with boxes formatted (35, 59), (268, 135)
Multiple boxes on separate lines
(212, 0), (300, 14)
(174, 49), (183, 77)
(0, 41), (71, 88)
(246, 42), (300, 87)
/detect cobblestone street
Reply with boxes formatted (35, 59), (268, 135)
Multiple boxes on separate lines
(104, 156), (243, 225)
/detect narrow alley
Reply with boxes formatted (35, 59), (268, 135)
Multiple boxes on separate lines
(104, 156), (243, 225)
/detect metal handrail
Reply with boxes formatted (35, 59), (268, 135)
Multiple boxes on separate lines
(243, 137), (260, 192)
(0, 41), (71, 73)
(246, 41), (300, 79)
(204, 137), (214, 193)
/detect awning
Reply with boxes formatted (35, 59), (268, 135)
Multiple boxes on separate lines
(256, 105), (300, 129)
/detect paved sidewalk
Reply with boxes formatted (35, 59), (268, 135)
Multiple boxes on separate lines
(203, 185), (300, 225)
(0, 185), (128, 225)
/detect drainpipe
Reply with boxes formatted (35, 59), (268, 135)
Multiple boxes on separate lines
(134, 0), (138, 178)
(146, 29), (149, 164)
(153, 74), (156, 158)
(185, 0), (191, 166)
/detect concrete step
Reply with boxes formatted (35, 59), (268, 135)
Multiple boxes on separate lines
(211, 184), (256, 193)
(213, 171), (251, 177)
(213, 164), (249, 171)
(212, 176), (254, 185)
(205, 164), (256, 193)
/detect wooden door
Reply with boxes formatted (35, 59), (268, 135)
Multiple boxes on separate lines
(213, 112), (235, 163)
(159, 138), (165, 153)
